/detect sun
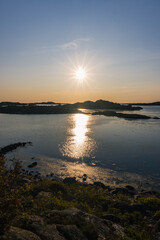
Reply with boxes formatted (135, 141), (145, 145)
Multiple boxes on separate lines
(75, 66), (86, 81)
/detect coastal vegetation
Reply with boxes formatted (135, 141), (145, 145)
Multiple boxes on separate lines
(0, 154), (160, 240)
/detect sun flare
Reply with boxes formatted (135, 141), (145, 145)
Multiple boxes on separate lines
(75, 66), (86, 81)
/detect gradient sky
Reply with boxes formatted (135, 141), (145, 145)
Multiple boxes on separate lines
(0, 0), (160, 103)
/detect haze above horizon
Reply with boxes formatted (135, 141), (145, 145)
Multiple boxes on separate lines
(0, 0), (160, 103)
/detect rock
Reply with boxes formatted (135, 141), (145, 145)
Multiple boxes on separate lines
(0, 142), (32, 155)
(1, 226), (41, 240)
(31, 224), (65, 240)
(46, 208), (125, 239)
(20, 215), (65, 240)
(38, 191), (52, 198)
(63, 177), (77, 184)
(19, 215), (44, 230)
(94, 182), (106, 189)
(111, 187), (134, 195)
(21, 177), (33, 183)
(46, 208), (80, 224)
(28, 162), (37, 168)
(102, 214), (121, 223)
(125, 185), (136, 192)
(92, 111), (152, 120)
(82, 174), (87, 182)
(56, 225), (87, 240)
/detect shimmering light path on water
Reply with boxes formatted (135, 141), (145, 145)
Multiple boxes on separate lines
(60, 114), (96, 159)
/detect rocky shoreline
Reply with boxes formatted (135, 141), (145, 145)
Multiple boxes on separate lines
(0, 143), (160, 239)
(1, 171), (160, 240)
(0, 152), (160, 239)
(0, 142), (32, 155)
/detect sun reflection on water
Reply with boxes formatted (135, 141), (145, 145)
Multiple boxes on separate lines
(73, 114), (88, 144)
(60, 114), (96, 159)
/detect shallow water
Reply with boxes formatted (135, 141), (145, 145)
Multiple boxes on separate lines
(0, 106), (160, 188)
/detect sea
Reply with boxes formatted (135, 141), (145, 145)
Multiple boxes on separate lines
(0, 106), (160, 189)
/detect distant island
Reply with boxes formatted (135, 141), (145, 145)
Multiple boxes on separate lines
(0, 99), (160, 120)
(0, 101), (55, 106)
(65, 99), (142, 111)
(0, 99), (142, 113)
(92, 110), (159, 120)
(129, 101), (160, 106)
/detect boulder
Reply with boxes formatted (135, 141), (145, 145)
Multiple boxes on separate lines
(93, 182), (106, 189)
(19, 215), (65, 240)
(46, 208), (125, 239)
(1, 226), (41, 240)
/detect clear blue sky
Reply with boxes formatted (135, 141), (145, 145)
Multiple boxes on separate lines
(0, 0), (160, 102)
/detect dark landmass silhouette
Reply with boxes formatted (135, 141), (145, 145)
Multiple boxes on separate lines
(92, 110), (160, 120)
(0, 99), (142, 114)
(65, 99), (142, 111)
(129, 101), (160, 106)
(0, 101), (55, 106)
(0, 142), (32, 155)
(0, 105), (80, 114)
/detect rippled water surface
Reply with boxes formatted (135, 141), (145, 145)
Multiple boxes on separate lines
(0, 106), (160, 188)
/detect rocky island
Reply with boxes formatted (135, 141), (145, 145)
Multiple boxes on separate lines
(0, 100), (142, 115)
(92, 110), (160, 120)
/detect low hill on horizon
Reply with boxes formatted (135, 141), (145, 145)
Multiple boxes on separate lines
(0, 99), (142, 114)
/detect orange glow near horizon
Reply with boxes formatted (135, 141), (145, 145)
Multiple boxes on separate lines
(0, 87), (159, 104)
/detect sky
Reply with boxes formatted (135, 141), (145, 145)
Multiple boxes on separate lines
(0, 0), (160, 103)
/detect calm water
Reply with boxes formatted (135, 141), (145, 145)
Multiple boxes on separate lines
(0, 106), (160, 188)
